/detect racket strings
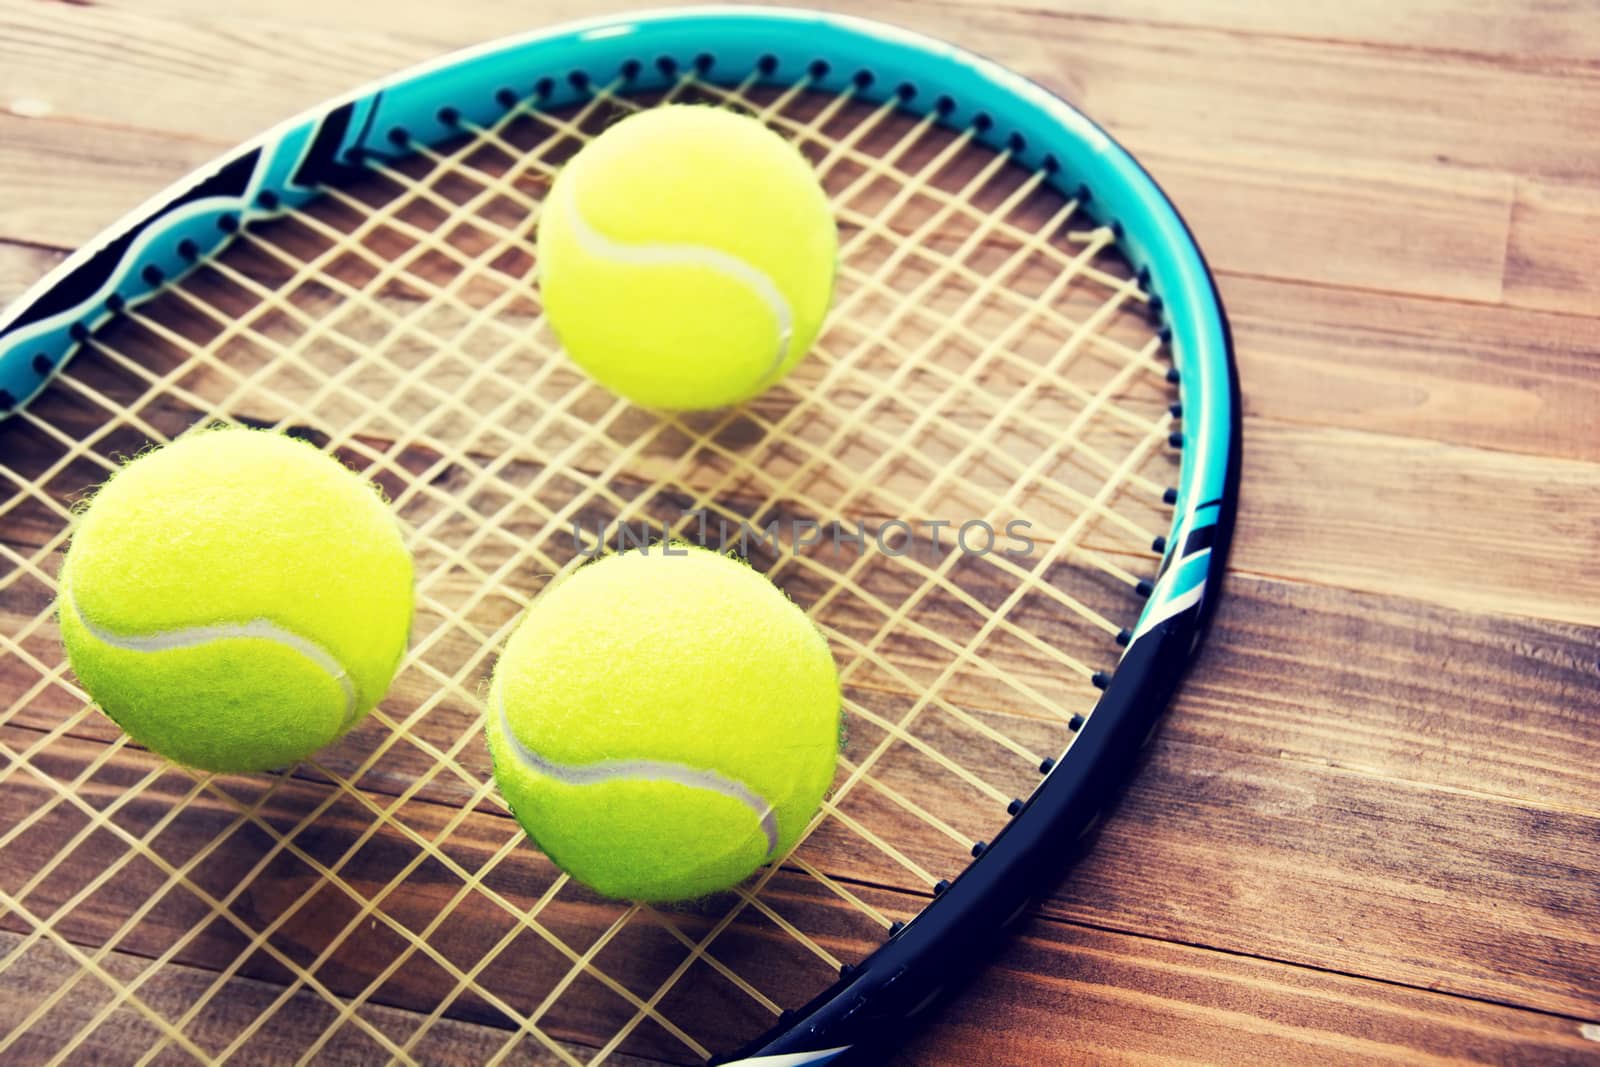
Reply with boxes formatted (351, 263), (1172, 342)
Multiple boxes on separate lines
(0, 62), (1180, 1067)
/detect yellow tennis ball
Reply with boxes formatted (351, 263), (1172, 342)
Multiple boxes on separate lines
(537, 105), (838, 410)
(485, 546), (840, 902)
(58, 428), (413, 774)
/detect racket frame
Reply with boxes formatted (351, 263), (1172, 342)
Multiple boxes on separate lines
(0, 8), (1241, 1065)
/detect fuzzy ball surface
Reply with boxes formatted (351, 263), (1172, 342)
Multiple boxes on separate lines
(537, 105), (838, 410)
(58, 428), (414, 773)
(486, 546), (841, 901)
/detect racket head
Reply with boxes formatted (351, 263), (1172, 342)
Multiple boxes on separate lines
(0, 8), (1239, 1065)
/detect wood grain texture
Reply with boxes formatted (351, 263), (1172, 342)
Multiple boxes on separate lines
(1138, 149), (1514, 302)
(1506, 177), (1600, 315)
(1223, 275), (1600, 461)
(0, 728), (891, 1063)
(1170, 576), (1600, 809)
(6, 0), (1600, 312)
(0, 243), (66, 307)
(1057, 740), (1600, 1020)
(2, 0), (1599, 1064)
(1231, 421), (1600, 626)
(0, 928), (631, 1067)
(896, 919), (1600, 1066)
(10, 0), (1600, 184)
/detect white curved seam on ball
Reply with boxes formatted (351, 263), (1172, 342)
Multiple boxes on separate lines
(563, 192), (795, 382)
(68, 592), (360, 726)
(496, 690), (781, 856)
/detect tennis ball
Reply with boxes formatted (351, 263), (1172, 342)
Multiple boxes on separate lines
(58, 428), (413, 774)
(485, 546), (840, 902)
(537, 105), (838, 411)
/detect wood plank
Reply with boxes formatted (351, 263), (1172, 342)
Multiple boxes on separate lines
(8, 423), (1596, 718)
(9, 570), (1596, 821)
(10, 900), (1597, 1067)
(0, 114), (222, 250)
(0, 727), (896, 1064)
(6, 570), (1598, 1022)
(930, 0), (1600, 66)
(1169, 575), (1600, 811)
(0, 0), (422, 141)
(1224, 274), (1600, 462)
(1505, 176), (1600, 316)
(0, 929), (643, 1067)
(11, 568), (1595, 844)
(8, 250), (1599, 491)
(0, 242), (65, 307)
(0, 98), (1510, 322)
(0, 1), (434, 149)
(6, 364), (1598, 672)
(10, 235), (1595, 463)
(1136, 147), (1511, 302)
(6, 402), (1598, 652)
(50, 0), (1600, 77)
(4, 729), (1596, 1065)
(1050, 733), (1600, 1022)
(1232, 418), (1600, 627)
(7, 0), (1598, 183)
(3, 1), (1600, 316)
(895, 918), (1600, 1066)
(0, 111), (1528, 319)
(938, 7), (1600, 183)
(5, 7), (1593, 310)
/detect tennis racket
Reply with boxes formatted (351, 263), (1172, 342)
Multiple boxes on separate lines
(0, 7), (1240, 1065)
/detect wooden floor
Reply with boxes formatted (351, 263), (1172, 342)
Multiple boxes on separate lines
(1, 0), (1597, 1063)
